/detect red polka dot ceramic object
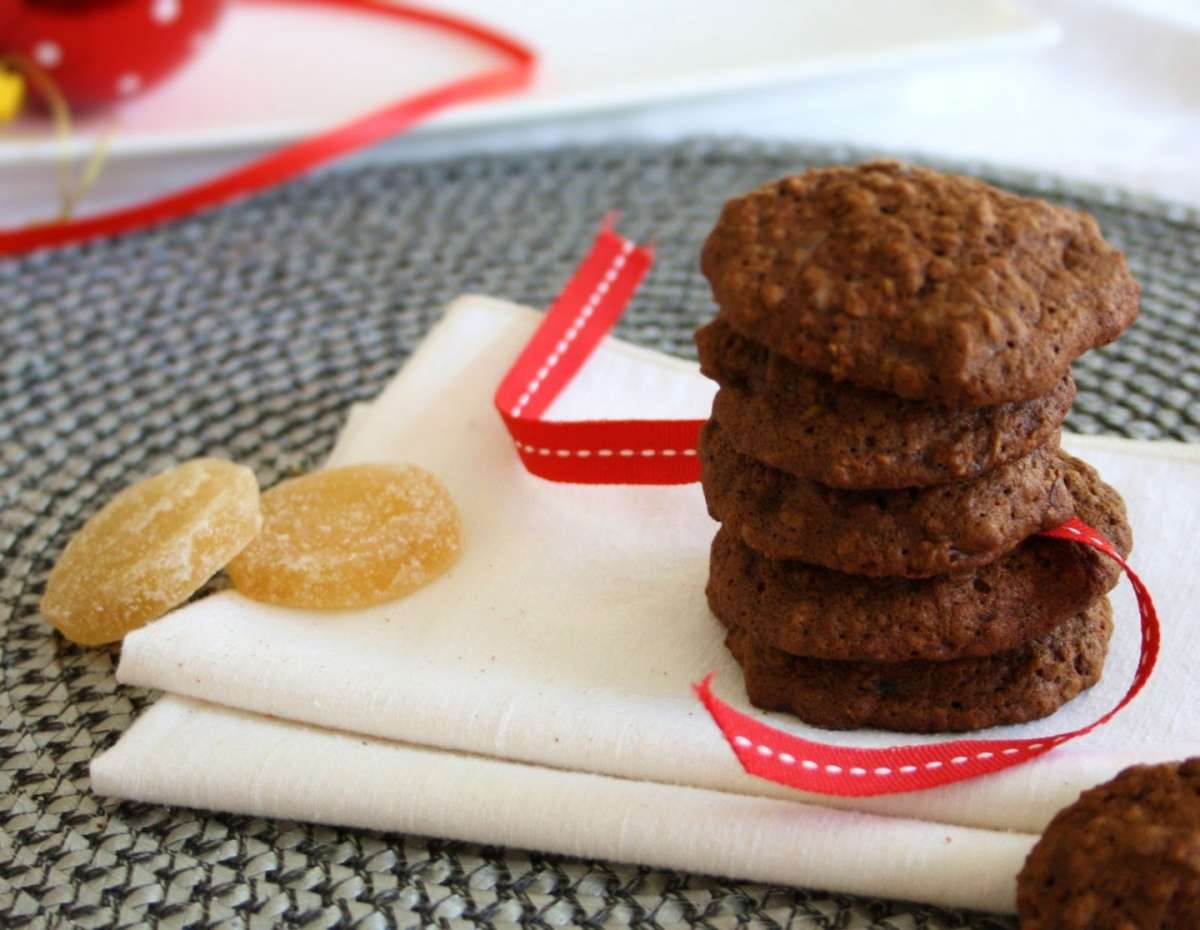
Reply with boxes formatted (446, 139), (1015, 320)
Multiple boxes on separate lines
(0, 0), (228, 110)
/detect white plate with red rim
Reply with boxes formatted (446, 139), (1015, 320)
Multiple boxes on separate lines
(1, 0), (1057, 167)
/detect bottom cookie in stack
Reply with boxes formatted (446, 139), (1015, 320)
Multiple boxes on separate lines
(721, 599), (1112, 733)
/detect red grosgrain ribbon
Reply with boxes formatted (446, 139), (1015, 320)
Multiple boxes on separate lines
(0, 0), (535, 256)
(498, 231), (1161, 796)
(696, 518), (1159, 796)
(494, 221), (705, 484)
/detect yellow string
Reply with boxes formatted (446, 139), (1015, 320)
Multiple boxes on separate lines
(0, 65), (24, 122)
(0, 54), (112, 221)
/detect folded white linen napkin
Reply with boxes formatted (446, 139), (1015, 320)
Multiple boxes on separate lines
(91, 696), (1033, 913)
(93, 296), (1200, 907)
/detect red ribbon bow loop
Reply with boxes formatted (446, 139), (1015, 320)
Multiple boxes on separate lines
(493, 220), (704, 485)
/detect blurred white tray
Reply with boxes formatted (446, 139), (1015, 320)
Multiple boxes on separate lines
(0, 0), (1056, 167)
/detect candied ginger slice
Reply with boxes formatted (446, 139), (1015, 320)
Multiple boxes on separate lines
(41, 458), (262, 645)
(227, 463), (462, 610)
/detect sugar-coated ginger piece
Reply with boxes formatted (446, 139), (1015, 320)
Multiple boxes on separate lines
(41, 458), (262, 645)
(227, 463), (461, 610)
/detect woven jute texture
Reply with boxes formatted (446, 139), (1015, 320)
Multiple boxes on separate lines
(3, 140), (1199, 929)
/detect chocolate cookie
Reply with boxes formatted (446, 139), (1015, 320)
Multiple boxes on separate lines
(1018, 758), (1200, 929)
(698, 318), (1075, 489)
(700, 419), (1073, 578)
(705, 456), (1130, 661)
(700, 162), (1139, 407)
(724, 598), (1112, 733)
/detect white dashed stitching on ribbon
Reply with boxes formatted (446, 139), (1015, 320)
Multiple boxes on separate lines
(515, 442), (697, 459)
(510, 240), (634, 418)
(729, 735), (1053, 776)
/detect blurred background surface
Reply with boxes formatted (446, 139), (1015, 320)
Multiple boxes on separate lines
(1, 0), (1198, 228)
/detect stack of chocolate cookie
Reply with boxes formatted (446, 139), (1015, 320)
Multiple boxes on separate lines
(696, 162), (1140, 733)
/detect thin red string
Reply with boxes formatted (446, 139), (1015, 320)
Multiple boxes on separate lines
(0, 0), (535, 256)
(494, 225), (1161, 796)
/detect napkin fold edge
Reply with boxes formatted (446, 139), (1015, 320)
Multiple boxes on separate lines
(91, 694), (1034, 915)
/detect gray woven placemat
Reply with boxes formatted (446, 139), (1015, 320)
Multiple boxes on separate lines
(3, 139), (1199, 929)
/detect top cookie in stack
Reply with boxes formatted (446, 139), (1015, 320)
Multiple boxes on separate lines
(701, 161), (1138, 407)
(696, 162), (1140, 734)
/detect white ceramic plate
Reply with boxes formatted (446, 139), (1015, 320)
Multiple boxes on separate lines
(0, 0), (1057, 167)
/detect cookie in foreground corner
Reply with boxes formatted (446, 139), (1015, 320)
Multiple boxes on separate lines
(1018, 758), (1200, 929)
